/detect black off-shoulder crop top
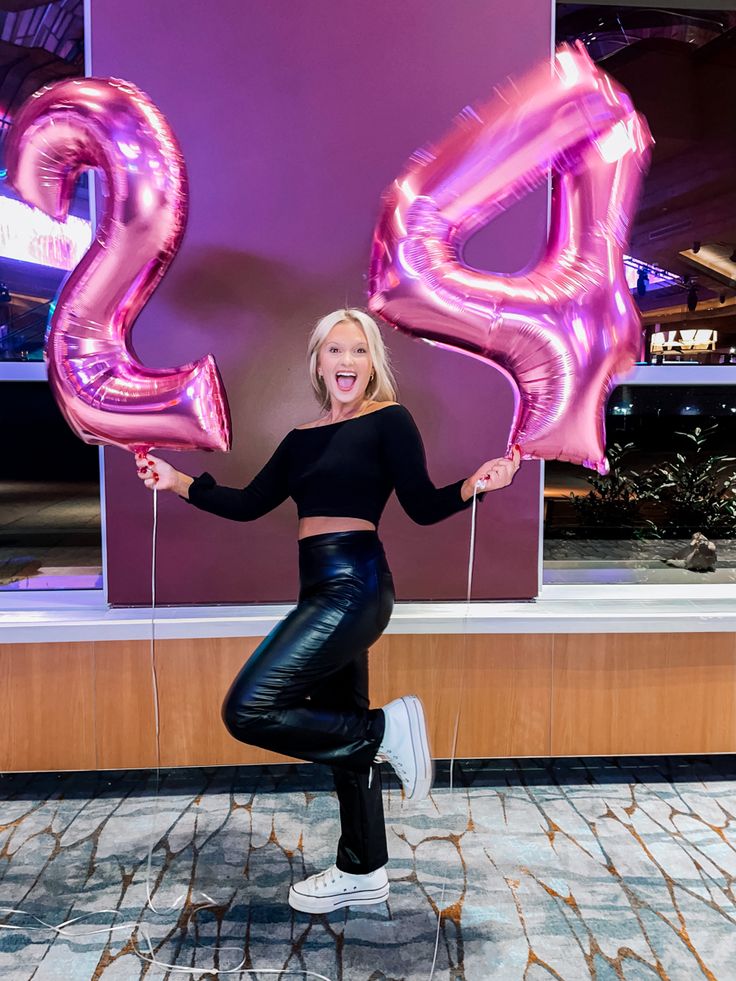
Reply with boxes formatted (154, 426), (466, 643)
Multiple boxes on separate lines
(184, 403), (482, 527)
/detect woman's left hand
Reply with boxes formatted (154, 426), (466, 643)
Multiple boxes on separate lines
(462, 445), (521, 499)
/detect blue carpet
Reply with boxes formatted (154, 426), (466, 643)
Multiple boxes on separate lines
(1, 757), (736, 980)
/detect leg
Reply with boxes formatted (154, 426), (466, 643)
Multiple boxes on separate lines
(309, 652), (388, 875)
(221, 574), (387, 770)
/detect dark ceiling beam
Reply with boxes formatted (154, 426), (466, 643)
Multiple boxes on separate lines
(0, 2), (58, 11)
(0, 39), (79, 125)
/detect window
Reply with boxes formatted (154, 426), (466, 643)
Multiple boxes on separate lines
(544, 380), (736, 584)
(0, 381), (102, 591)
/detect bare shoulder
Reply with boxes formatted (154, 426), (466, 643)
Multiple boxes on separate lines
(294, 401), (401, 429)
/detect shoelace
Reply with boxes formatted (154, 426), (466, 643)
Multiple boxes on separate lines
(372, 753), (409, 790)
(372, 743), (409, 789)
(311, 866), (341, 891)
(307, 866), (381, 894)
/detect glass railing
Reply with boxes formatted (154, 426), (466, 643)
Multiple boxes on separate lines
(0, 300), (50, 361)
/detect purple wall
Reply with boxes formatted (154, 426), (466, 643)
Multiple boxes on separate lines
(91, 0), (551, 604)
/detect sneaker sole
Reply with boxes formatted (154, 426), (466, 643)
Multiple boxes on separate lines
(288, 883), (389, 914)
(401, 695), (434, 801)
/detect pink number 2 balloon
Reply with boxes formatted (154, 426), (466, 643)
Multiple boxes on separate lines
(369, 43), (653, 473)
(5, 77), (231, 455)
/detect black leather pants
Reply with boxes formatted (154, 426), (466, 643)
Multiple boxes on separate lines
(222, 530), (395, 874)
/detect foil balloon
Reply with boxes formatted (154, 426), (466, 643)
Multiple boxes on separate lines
(369, 43), (652, 473)
(5, 77), (231, 454)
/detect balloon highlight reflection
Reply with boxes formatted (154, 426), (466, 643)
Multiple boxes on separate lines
(5, 77), (231, 454)
(369, 43), (652, 473)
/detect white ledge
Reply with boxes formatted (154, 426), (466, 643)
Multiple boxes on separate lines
(0, 361), (48, 381)
(1, 584), (734, 643)
(622, 365), (736, 385)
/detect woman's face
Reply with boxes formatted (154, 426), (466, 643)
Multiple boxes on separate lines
(317, 319), (373, 409)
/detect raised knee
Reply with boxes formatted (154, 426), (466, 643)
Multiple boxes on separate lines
(221, 691), (263, 740)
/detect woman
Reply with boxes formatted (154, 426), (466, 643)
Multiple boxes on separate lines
(135, 308), (520, 915)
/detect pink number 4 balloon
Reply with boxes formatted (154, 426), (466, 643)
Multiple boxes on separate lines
(5, 77), (231, 455)
(369, 43), (653, 473)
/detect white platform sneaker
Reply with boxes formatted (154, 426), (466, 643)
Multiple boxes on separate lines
(375, 695), (433, 801)
(288, 864), (389, 914)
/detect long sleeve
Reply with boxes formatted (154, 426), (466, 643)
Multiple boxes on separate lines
(381, 405), (482, 525)
(183, 433), (291, 521)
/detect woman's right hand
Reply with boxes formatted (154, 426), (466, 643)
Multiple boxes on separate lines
(462, 445), (521, 500)
(135, 451), (183, 493)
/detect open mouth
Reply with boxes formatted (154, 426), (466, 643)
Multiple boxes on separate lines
(336, 371), (357, 392)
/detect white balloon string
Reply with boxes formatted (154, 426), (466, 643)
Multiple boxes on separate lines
(0, 483), (330, 979)
(0, 907), (137, 937)
(144, 484), (171, 913)
(0, 469), (482, 980)
(428, 478), (482, 981)
(136, 486), (332, 978)
(135, 927), (334, 979)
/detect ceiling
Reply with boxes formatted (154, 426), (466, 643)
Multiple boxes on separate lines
(0, 0), (85, 303)
(558, 4), (736, 339)
(0, 1), (733, 341)
(0, 0), (82, 145)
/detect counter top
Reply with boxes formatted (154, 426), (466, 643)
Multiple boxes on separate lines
(2, 584), (734, 643)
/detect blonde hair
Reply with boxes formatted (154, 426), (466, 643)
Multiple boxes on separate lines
(307, 308), (398, 410)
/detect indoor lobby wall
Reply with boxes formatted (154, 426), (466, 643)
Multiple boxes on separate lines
(87, 0), (550, 606)
(2, 631), (736, 772)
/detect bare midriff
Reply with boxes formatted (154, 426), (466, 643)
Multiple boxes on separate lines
(297, 516), (376, 540)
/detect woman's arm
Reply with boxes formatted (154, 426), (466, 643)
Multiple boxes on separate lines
(381, 406), (484, 525)
(181, 433), (292, 521)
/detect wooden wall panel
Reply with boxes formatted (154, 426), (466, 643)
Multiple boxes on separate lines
(0, 645), (11, 772)
(94, 640), (158, 769)
(2, 631), (736, 772)
(153, 637), (299, 767)
(551, 632), (736, 756)
(2, 643), (96, 771)
(370, 634), (554, 758)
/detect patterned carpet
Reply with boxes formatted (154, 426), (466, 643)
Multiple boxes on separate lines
(1, 757), (736, 980)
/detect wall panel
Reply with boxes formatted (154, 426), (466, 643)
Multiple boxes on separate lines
(3, 643), (96, 771)
(371, 634), (554, 758)
(1, 632), (734, 772)
(153, 637), (297, 767)
(551, 633), (736, 756)
(89, 0), (550, 605)
(94, 640), (158, 769)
